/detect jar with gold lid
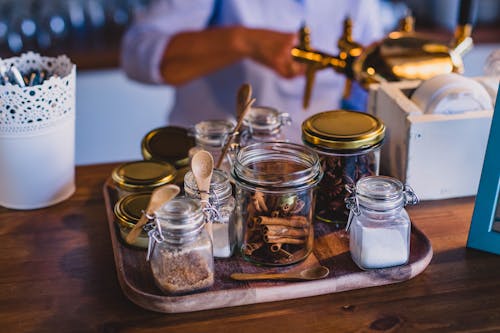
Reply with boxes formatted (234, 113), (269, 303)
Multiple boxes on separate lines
(111, 160), (177, 198)
(302, 110), (385, 228)
(141, 126), (195, 168)
(114, 192), (151, 249)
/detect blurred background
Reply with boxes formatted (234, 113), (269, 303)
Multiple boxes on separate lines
(0, 0), (498, 165)
(0, 0), (498, 68)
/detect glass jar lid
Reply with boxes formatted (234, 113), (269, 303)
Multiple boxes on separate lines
(243, 106), (290, 135)
(156, 197), (205, 236)
(141, 126), (195, 167)
(302, 110), (385, 150)
(354, 176), (418, 211)
(232, 142), (323, 192)
(184, 169), (232, 203)
(112, 160), (176, 192)
(192, 119), (235, 148)
(114, 192), (151, 229)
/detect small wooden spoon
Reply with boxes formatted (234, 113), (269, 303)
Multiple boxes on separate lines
(230, 266), (330, 281)
(216, 83), (256, 169)
(125, 184), (180, 245)
(236, 83), (252, 119)
(191, 150), (214, 238)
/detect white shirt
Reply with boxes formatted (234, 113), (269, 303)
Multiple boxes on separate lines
(121, 0), (383, 143)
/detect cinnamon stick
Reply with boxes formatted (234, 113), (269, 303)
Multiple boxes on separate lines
(263, 235), (306, 245)
(256, 215), (309, 228)
(251, 191), (268, 212)
(262, 224), (307, 238)
(243, 242), (263, 255)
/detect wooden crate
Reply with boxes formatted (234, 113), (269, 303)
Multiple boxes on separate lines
(367, 79), (494, 200)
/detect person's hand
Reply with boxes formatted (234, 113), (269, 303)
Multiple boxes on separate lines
(240, 28), (306, 78)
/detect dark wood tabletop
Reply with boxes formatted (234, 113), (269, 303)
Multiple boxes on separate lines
(1, 163), (499, 333)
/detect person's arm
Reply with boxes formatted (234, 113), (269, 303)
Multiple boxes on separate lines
(161, 26), (305, 85)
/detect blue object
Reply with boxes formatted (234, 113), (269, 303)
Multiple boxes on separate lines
(467, 86), (500, 255)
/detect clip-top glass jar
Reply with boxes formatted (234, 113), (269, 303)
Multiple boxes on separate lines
(231, 142), (323, 266)
(190, 119), (235, 174)
(346, 176), (418, 270)
(240, 106), (291, 146)
(148, 197), (214, 295)
(111, 160), (177, 198)
(184, 169), (236, 258)
(302, 110), (385, 227)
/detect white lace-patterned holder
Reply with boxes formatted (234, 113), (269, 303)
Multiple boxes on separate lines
(0, 52), (76, 209)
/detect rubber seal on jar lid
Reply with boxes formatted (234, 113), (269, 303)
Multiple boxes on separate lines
(114, 192), (152, 229)
(112, 160), (177, 191)
(141, 126), (195, 167)
(301, 110), (385, 150)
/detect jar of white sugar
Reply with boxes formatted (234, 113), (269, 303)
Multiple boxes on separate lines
(184, 169), (236, 258)
(345, 176), (418, 270)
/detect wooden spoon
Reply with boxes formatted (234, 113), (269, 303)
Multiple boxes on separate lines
(125, 184), (180, 245)
(236, 83), (252, 119)
(230, 266), (330, 281)
(216, 84), (256, 169)
(191, 150), (214, 239)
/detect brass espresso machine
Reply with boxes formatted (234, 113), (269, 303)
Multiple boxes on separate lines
(291, 0), (477, 108)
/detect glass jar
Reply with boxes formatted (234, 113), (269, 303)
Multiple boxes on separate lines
(114, 192), (151, 249)
(141, 126), (195, 168)
(190, 119), (235, 175)
(240, 106), (291, 146)
(231, 142), (323, 266)
(184, 169), (236, 258)
(148, 197), (214, 295)
(111, 160), (177, 198)
(302, 110), (385, 227)
(346, 176), (418, 270)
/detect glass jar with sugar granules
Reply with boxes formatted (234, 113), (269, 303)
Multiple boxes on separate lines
(345, 175), (418, 270)
(147, 197), (214, 295)
(184, 168), (236, 258)
(231, 142), (323, 266)
(302, 110), (385, 228)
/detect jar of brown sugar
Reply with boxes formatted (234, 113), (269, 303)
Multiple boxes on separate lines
(147, 197), (214, 295)
(302, 110), (385, 228)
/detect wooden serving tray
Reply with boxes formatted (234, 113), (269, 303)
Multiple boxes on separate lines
(103, 179), (433, 313)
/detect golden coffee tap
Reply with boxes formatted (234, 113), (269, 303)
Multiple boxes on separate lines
(291, 0), (476, 109)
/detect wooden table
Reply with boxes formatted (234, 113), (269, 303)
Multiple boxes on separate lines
(1, 163), (499, 332)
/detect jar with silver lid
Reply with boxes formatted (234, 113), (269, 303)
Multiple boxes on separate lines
(346, 176), (418, 270)
(147, 197), (214, 295)
(240, 106), (291, 146)
(184, 169), (236, 258)
(189, 119), (235, 175)
(111, 160), (177, 198)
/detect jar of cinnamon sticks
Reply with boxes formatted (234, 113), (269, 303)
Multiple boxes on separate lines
(231, 142), (323, 266)
(302, 110), (385, 228)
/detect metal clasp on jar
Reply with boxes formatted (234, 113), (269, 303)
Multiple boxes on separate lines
(344, 182), (360, 231)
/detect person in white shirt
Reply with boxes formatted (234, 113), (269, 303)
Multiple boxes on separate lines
(121, 0), (383, 143)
